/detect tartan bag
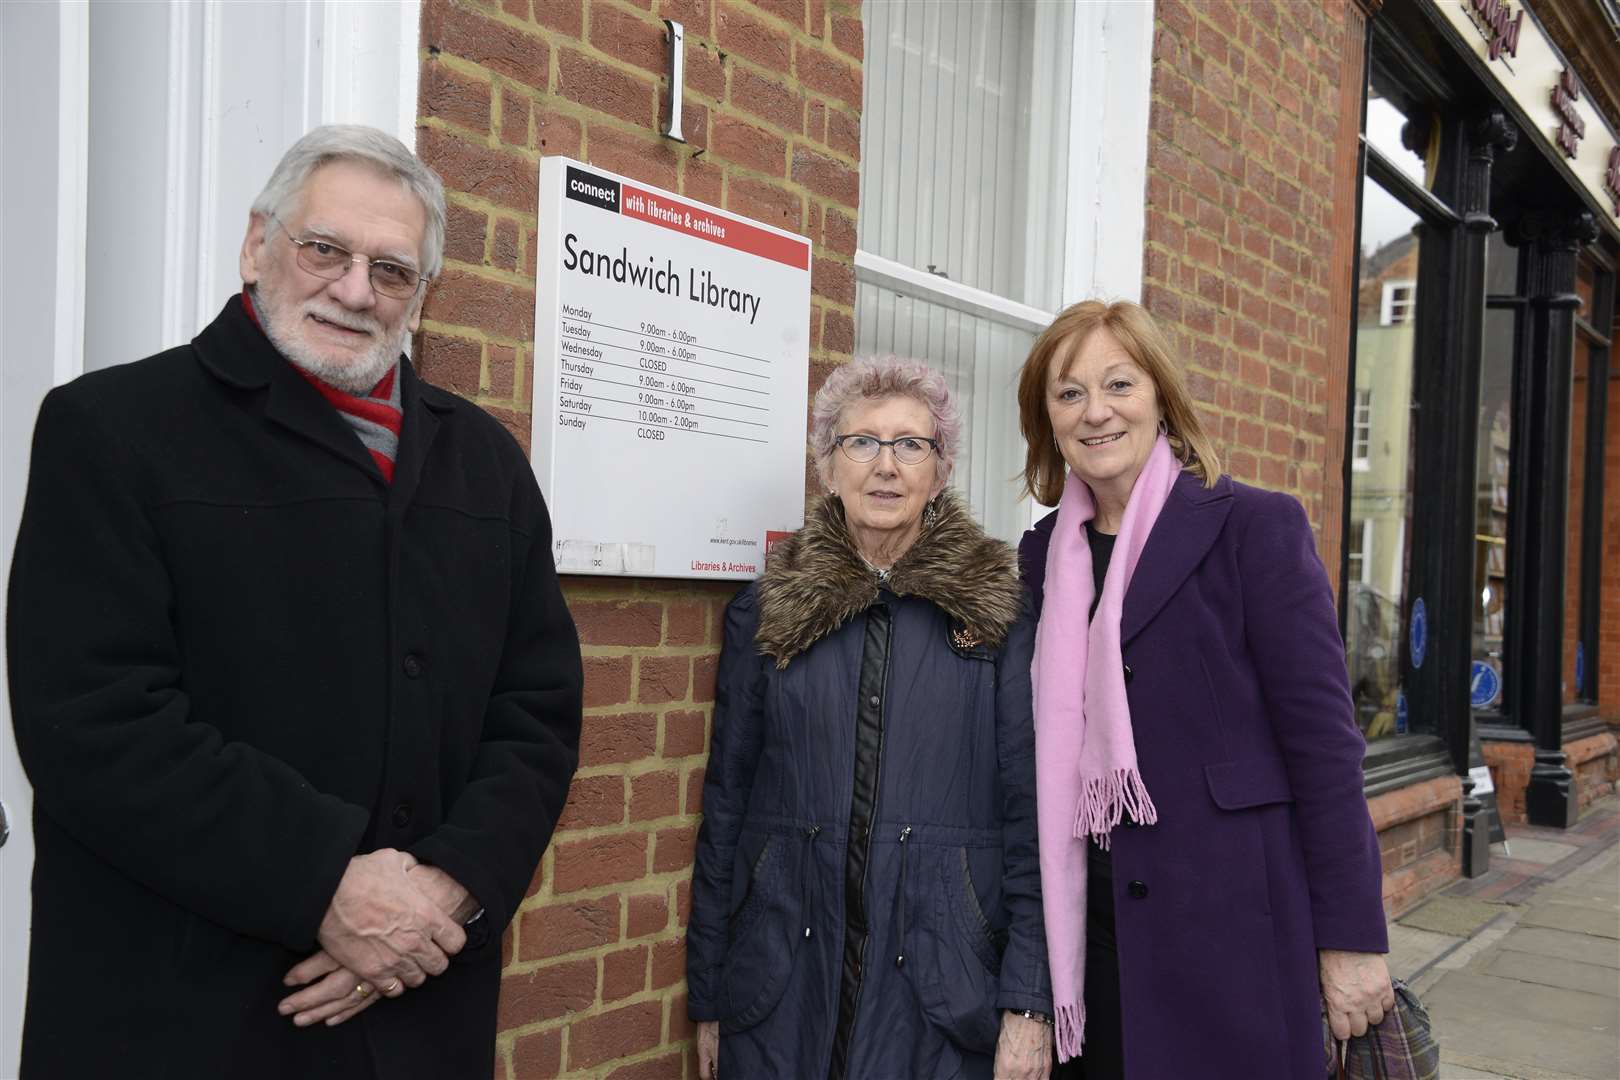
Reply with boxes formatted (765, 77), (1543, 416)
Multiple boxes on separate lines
(1323, 979), (1440, 1080)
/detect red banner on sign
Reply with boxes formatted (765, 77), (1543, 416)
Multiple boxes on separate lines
(620, 183), (809, 270)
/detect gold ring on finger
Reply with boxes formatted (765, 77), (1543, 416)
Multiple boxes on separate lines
(384, 979), (401, 994)
(353, 983), (371, 998)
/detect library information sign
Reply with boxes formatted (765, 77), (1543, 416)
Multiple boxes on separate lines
(531, 158), (811, 579)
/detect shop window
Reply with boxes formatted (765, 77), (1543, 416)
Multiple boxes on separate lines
(856, 0), (1074, 541)
(1564, 337), (1589, 706)
(1346, 175), (1421, 742)
(1565, 254), (1613, 707)
(1351, 388), (1373, 470)
(1473, 231), (1520, 718)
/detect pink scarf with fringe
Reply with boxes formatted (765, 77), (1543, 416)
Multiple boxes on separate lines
(1033, 436), (1178, 1061)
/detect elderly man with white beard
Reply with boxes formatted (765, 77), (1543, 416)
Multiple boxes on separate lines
(7, 125), (583, 1080)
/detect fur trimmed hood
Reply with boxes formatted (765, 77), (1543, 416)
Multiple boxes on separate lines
(756, 490), (1023, 667)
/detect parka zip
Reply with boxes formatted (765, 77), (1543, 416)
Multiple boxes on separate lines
(827, 601), (894, 1080)
(837, 668), (888, 1068)
(892, 825), (912, 968)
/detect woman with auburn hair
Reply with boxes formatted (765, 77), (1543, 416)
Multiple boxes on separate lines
(1015, 300), (1392, 1079)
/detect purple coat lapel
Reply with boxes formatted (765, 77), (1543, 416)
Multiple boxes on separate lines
(1121, 472), (1233, 645)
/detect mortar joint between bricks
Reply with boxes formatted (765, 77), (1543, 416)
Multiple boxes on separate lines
(416, 115), (519, 151)
(435, 260), (538, 291)
(444, 194), (539, 229)
(428, 50), (505, 83)
(576, 654), (706, 671)
(416, 320), (497, 346)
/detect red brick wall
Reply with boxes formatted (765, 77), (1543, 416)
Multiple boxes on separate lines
(411, 1), (860, 1075)
(1481, 740), (1532, 825)
(1143, 0), (1353, 548)
(1366, 775), (1462, 917)
(1570, 732), (1620, 812)
(1485, 733), (1620, 825)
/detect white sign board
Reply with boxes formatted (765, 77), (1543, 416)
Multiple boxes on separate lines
(531, 158), (811, 579)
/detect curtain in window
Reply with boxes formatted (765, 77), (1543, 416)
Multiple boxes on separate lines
(855, 0), (1073, 541)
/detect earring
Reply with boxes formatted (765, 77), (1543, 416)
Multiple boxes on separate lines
(923, 498), (939, 529)
(1157, 417), (1168, 436)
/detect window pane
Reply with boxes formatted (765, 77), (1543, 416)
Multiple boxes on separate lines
(860, 0), (1072, 310)
(1365, 72), (1432, 189)
(1576, 258), (1595, 322)
(1472, 305), (1516, 710)
(855, 282), (1032, 543)
(1347, 179), (1421, 741)
(1565, 340), (1590, 703)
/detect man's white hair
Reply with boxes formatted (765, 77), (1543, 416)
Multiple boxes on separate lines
(251, 124), (447, 279)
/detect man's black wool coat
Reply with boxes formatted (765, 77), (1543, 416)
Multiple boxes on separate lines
(8, 295), (583, 1079)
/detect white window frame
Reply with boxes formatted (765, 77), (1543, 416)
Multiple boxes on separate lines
(1351, 387), (1373, 472)
(1380, 279), (1415, 326)
(853, 0), (1155, 531)
(1347, 517), (1373, 586)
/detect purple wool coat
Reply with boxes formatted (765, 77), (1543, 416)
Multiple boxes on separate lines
(1020, 470), (1387, 1080)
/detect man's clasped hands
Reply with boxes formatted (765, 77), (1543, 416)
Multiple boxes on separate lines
(277, 849), (480, 1028)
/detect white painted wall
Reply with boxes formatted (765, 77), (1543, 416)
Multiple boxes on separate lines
(1063, 0), (1155, 306)
(1, 5), (87, 1072)
(86, 0), (421, 369)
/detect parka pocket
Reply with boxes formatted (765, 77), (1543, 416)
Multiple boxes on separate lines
(909, 847), (1005, 1055)
(727, 835), (779, 940)
(949, 847), (1007, 973)
(719, 832), (806, 1033)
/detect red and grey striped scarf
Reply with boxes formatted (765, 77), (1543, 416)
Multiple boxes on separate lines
(242, 289), (402, 482)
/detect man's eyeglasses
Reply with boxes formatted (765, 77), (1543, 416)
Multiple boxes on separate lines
(268, 213), (427, 300)
(833, 434), (939, 465)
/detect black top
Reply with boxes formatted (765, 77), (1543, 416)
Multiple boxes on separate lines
(1086, 523), (1117, 618)
(1085, 523), (1118, 945)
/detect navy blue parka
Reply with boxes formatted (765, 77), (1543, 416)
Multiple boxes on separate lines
(686, 492), (1050, 1080)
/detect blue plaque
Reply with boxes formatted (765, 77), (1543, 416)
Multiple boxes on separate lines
(1410, 597), (1427, 670)
(1395, 690), (1408, 734)
(1469, 660), (1501, 708)
(1575, 641), (1585, 693)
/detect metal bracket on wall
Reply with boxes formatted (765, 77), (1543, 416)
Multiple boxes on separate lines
(662, 20), (686, 143)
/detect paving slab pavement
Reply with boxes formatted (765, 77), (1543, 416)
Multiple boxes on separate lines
(1494, 925), (1620, 970)
(1498, 837), (1582, 865)
(1390, 797), (1620, 1080)
(1484, 950), (1620, 998)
